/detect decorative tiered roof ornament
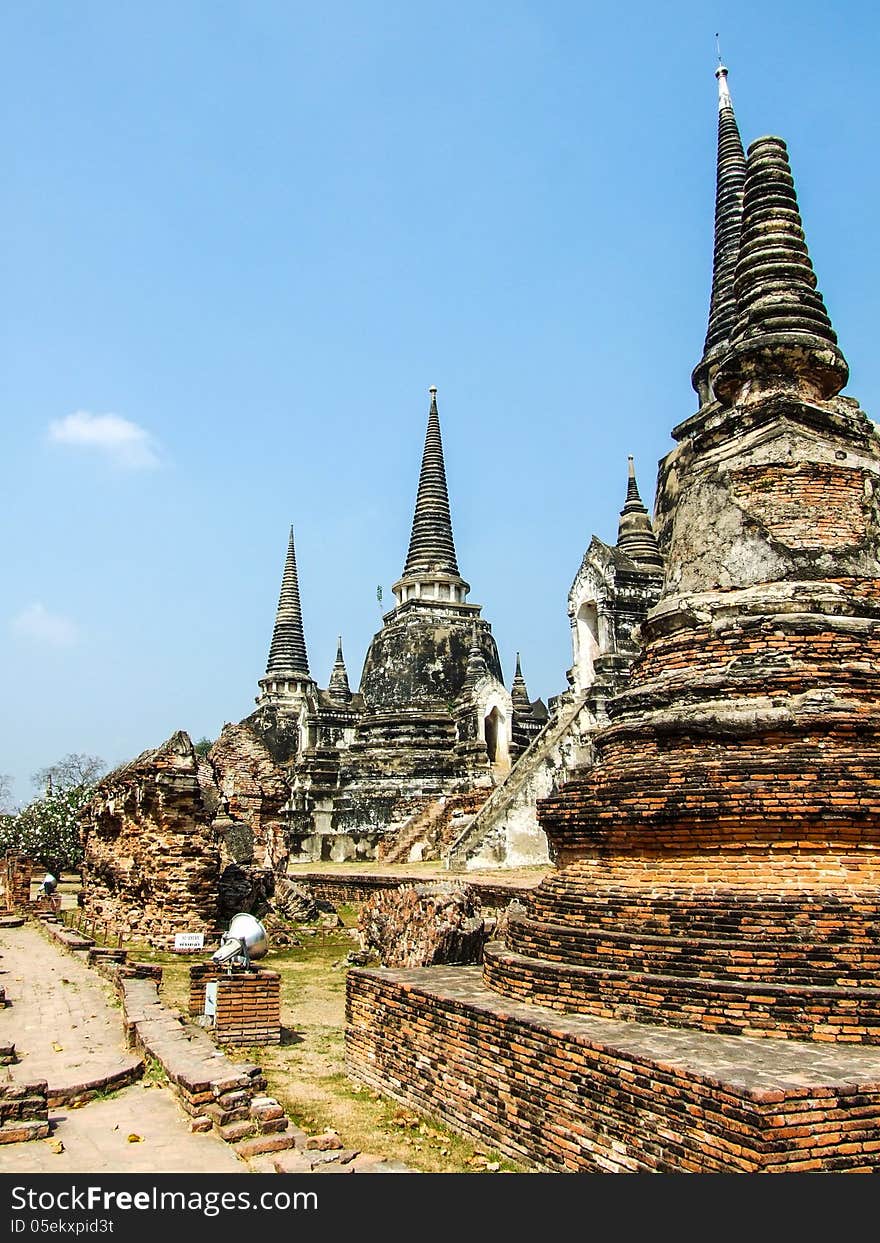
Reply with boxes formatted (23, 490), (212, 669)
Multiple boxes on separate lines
(510, 653), (532, 716)
(615, 457), (663, 568)
(327, 636), (352, 703)
(715, 135), (849, 404)
(392, 388), (471, 608)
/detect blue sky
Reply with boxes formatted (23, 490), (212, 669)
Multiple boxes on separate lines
(3, 1), (878, 806)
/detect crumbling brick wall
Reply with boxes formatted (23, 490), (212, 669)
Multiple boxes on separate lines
(0, 852), (33, 912)
(80, 724), (294, 945)
(80, 732), (220, 946)
(208, 723), (291, 873)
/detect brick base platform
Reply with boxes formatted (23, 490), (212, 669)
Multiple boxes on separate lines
(189, 965), (281, 1045)
(346, 966), (880, 1172)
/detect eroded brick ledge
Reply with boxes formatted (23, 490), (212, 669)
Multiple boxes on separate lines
(346, 966), (880, 1172)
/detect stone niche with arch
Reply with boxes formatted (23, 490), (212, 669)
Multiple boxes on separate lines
(481, 699), (512, 774)
(567, 536), (663, 702)
(454, 675), (514, 780)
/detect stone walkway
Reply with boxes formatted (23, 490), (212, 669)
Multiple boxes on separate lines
(0, 923), (140, 1099)
(0, 923), (245, 1172)
(0, 1083), (246, 1173)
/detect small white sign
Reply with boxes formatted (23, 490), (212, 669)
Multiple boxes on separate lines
(174, 932), (205, 952)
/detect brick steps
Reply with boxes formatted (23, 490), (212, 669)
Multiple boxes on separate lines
(380, 792), (489, 865)
(505, 913), (880, 986)
(347, 964), (880, 1172)
(483, 942), (880, 1043)
(0, 1081), (49, 1144)
(378, 798), (446, 865)
(0, 1119), (50, 1144)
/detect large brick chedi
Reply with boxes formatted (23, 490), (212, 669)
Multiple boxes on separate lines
(347, 67), (880, 1172)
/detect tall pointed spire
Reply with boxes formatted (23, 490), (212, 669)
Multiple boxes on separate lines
(403, 387), (461, 578)
(265, 526), (310, 676)
(692, 63), (747, 404)
(327, 635), (352, 703)
(616, 457), (663, 569)
(511, 653), (533, 716)
(715, 135), (849, 405)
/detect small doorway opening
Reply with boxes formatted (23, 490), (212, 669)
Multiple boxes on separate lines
(484, 707), (510, 771)
(576, 600), (601, 687)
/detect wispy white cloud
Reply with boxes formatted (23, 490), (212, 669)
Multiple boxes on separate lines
(48, 411), (161, 469)
(10, 603), (79, 648)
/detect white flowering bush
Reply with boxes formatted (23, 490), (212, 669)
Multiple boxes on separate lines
(0, 786), (93, 873)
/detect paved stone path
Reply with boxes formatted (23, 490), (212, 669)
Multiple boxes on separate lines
(0, 1083), (246, 1173)
(0, 924), (140, 1096)
(0, 924), (245, 1172)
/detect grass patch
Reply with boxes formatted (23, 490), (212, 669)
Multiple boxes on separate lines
(127, 927), (529, 1173)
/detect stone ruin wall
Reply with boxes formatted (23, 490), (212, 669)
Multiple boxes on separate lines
(208, 722), (292, 919)
(0, 852), (33, 912)
(80, 732), (221, 945)
(80, 724), (292, 946)
(652, 398), (880, 597)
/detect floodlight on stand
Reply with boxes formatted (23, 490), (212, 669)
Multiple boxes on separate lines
(211, 913), (268, 972)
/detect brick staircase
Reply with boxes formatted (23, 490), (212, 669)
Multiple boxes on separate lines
(379, 792), (490, 865)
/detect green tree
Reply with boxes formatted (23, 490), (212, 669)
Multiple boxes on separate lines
(193, 737), (214, 757)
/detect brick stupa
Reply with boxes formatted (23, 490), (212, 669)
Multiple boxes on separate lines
(346, 66), (880, 1172)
